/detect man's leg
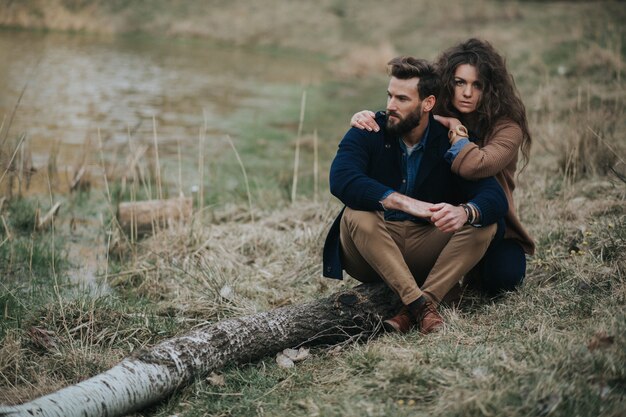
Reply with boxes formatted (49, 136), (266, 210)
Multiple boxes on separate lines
(339, 208), (422, 305)
(421, 224), (497, 305)
(400, 222), (455, 286)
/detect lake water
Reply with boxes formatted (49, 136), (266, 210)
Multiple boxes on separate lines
(0, 30), (329, 194)
(0, 30), (331, 290)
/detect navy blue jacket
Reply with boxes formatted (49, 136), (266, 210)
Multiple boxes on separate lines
(322, 113), (507, 279)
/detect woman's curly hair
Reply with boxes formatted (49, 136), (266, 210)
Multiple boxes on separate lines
(436, 38), (532, 169)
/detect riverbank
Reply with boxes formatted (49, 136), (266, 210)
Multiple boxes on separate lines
(1, 1), (623, 61)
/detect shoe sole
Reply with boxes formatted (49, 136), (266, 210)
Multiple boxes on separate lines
(383, 320), (401, 333)
(420, 322), (444, 335)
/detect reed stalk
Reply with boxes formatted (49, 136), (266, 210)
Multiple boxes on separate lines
(225, 135), (254, 223)
(313, 129), (319, 203)
(177, 139), (183, 197)
(291, 90), (307, 204)
(97, 129), (111, 204)
(0, 133), (26, 188)
(198, 126), (205, 217)
(0, 65), (34, 150)
(152, 115), (163, 201)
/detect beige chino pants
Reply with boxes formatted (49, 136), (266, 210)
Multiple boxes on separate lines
(339, 208), (496, 306)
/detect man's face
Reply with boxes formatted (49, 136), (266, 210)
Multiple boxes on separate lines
(386, 77), (424, 136)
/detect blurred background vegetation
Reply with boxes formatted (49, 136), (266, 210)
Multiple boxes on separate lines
(0, 1), (624, 416)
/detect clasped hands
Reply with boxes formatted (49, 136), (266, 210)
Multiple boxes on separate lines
(381, 192), (468, 233)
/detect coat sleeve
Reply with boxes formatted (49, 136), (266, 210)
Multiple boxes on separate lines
(329, 129), (393, 211)
(463, 176), (508, 226)
(450, 121), (523, 180)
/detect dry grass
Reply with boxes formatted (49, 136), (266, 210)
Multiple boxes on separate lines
(0, 0), (625, 415)
(109, 200), (344, 316)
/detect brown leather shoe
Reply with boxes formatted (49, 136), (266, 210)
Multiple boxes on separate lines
(419, 302), (444, 334)
(383, 306), (416, 333)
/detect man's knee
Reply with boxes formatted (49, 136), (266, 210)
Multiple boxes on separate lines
(342, 208), (383, 236)
(455, 223), (497, 246)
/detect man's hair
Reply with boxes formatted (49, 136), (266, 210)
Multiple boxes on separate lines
(387, 56), (440, 100)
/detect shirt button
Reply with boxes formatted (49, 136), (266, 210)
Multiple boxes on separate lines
(402, 179), (406, 183)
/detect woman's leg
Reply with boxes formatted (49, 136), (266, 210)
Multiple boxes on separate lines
(479, 239), (526, 296)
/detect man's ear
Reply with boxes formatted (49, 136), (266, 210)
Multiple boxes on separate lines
(422, 95), (436, 112)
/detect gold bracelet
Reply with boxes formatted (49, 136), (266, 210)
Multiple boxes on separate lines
(448, 124), (469, 143)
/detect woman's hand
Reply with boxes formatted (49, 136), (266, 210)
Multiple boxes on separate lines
(434, 115), (467, 145)
(429, 203), (468, 233)
(433, 115), (462, 129)
(350, 110), (379, 132)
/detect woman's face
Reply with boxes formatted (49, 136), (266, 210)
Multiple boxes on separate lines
(452, 64), (483, 114)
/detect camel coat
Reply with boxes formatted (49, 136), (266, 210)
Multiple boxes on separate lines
(451, 119), (535, 255)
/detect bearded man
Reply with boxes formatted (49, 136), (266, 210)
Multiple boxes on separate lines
(322, 57), (507, 334)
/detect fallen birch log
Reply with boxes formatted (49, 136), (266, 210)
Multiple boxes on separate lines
(117, 197), (192, 235)
(0, 283), (399, 417)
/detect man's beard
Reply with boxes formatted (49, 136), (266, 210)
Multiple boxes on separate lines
(386, 107), (422, 137)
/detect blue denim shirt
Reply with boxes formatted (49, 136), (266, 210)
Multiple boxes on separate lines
(444, 138), (470, 164)
(380, 123), (430, 221)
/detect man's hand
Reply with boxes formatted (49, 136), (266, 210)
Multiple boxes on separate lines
(350, 110), (380, 132)
(381, 192), (433, 218)
(429, 203), (468, 233)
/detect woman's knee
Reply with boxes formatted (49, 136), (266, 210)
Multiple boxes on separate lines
(480, 240), (526, 295)
(486, 268), (524, 293)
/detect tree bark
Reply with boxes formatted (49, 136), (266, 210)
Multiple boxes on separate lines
(0, 283), (399, 417)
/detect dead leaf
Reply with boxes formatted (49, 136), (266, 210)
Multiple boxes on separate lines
(28, 327), (58, 351)
(276, 353), (294, 368)
(587, 331), (614, 351)
(282, 347), (310, 362)
(207, 372), (225, 386)
(328, 345), (343, 356)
